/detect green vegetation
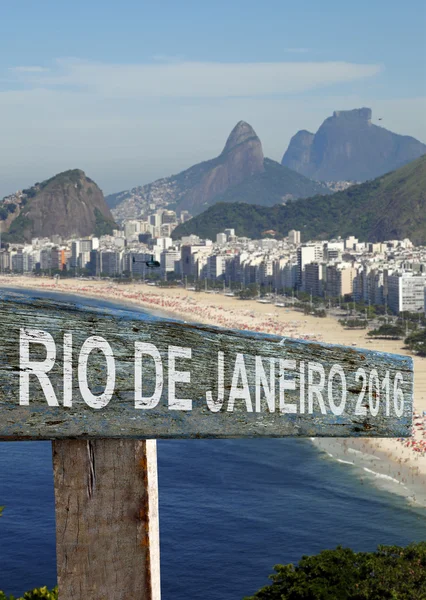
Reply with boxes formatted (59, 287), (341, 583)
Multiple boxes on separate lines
(238, 284), (259, 299)
(21, 188), (37, 199)
(404, 328), (426, 356)
(339, 318), (368, 329)
(2, 215), (33, 243)
(173, 154), (426, 244)
(0, 204), (17, 221)
(303, 306), (327, 317)
(93, 207), (116, 237)
(368, 324), (405, 339)
(0, 588), (58, 600)
(245, 542), (426, 600)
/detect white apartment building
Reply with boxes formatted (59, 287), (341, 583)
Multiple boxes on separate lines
(297, 244), (324, 290)
(387, 272), (426, 314)
(161, 249), (181, 274)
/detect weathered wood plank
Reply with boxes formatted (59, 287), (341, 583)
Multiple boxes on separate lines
(53, 439), (160, 600)
(0, 292), (414, 438)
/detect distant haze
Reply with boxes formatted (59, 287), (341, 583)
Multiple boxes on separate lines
(1, 91), (425, 199)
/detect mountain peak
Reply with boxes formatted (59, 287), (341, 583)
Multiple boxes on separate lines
(332, 107), (372, 122)
(282, 107), (426, 181)
(222, 121), (260, 154)
(2, 170), (115, 242)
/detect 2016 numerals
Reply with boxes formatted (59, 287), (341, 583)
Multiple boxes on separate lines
(354, 368), (404, 417)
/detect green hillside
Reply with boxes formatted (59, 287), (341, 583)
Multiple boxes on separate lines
(172, 154), (426, 243)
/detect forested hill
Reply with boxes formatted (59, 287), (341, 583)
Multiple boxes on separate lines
(172, 154), (426, 244)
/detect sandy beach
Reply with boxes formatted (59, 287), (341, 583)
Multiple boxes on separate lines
(2, 274), (426, 505)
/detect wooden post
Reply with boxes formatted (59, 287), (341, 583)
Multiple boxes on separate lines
(52, 439), (161, 600)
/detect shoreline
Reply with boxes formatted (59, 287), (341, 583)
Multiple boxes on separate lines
(1, 274), (426, 508)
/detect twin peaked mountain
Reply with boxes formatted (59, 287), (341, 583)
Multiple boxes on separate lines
(108, 121), (331, 221)
(109, 110), (426, 221)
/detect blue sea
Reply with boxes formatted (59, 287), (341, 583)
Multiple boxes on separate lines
(0, 288), (426, 598)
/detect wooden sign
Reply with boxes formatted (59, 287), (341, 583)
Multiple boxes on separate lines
(0, 291), (414, 599)
(0, 293), (414, 439)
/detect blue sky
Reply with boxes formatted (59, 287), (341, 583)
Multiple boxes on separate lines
(0, 0), (425, 197)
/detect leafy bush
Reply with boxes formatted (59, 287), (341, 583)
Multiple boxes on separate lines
(245, 543), (426, 600)
(21, 188), (37, 199)
(0, 588), (58, 600)
(338, 318), (368, 329)
(405, 328), (426, 356)
(368, 324), (404, 339)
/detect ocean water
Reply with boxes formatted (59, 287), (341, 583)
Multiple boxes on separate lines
(1, 439), (426, 598)
(0, 288), (425, 598)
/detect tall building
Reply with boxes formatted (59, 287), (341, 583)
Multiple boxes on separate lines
(124, 220), (142, 239)
(161, 210), (177, 224)
(326, 264), (356, 298)
(149, 214), (162, 228)
(161, 249), (181, 274)
(71, 241), (80, 268)
(0, 250), (11, 272)
(297, 244), (323, 289)
(288, 230), (301, 245)
(304, 263), (324, 297)
(99, 251), (123, 276)
(387, 272), (426, 314)
(154, 237), (173, 251)
(207, 254), (227, 279)
(216, 233), (227, 245)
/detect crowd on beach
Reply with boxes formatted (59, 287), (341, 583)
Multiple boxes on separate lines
(26, 280), (324, 341)
(397, 412), (426, 454)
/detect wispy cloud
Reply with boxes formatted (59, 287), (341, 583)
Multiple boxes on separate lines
(7, 58), (382, 98)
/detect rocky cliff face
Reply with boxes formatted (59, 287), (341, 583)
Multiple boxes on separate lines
(110, 121), (265, 220)
(110, 121), (329, 221)
(281, 130), (314, 173)
(2, 169), (116, 242)
(281, 108), (426, 182)
(177, 121), (265, 214)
